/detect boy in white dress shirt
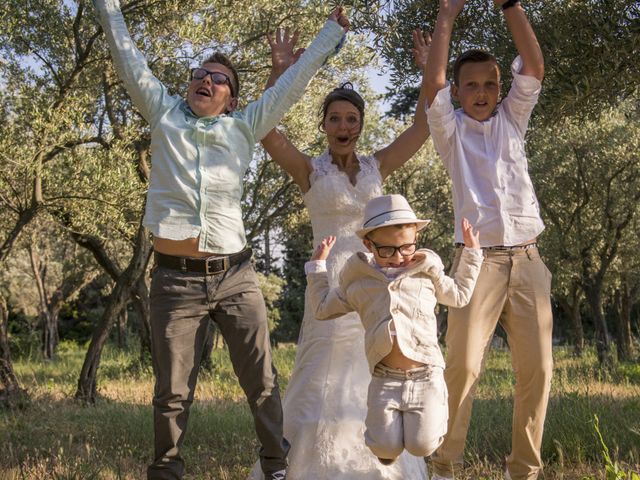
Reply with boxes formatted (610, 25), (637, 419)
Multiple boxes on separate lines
(425, 1), (554, 479)
(305, 194), (482, 465)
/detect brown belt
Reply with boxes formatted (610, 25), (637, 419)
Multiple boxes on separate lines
(455, 242), (537, 251)
(154, 248), (252, 275)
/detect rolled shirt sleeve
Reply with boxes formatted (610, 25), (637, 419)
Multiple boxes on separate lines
(426, 83), (457, 167)
(501, 56), (542, 138)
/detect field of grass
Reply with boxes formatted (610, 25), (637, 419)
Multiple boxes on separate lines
(1, 343), (639, 479)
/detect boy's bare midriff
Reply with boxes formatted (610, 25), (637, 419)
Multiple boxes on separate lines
(154, 236), (224, 258)
(381, 338), (427, 370)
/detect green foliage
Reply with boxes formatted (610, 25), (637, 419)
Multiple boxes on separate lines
(530, 101), (640, 318)
(256, 271), (285, 334)
(580, 415), (640, 480)
(274, 210), (313, 343)
(348, 0), (640, 125)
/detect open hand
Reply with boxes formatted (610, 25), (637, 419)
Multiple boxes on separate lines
(311, 236), (337, 261)
(461, 218), (480, 249)
(328, 7), (350, 32)
(412, 28), (432, 72)
(266, 28), (304, 72)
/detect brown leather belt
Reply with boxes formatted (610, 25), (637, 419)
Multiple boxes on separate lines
(455, 242), (537, 251)
(154, 248), (252, 275)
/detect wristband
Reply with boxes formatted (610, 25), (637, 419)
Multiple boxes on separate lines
(502, 0), (520, 10)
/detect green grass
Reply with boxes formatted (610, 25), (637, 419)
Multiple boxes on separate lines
(1, 344), (639, 479)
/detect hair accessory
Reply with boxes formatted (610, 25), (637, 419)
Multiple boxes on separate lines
(337, 81), (354, 91)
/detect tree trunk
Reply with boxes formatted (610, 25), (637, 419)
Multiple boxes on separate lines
(42, 311), (59, 360)
(0, 295), (29, 408)
(559, 284), (584, 357)
(75, 224), (152, 402)
(584, 283), (612, 365)
(615, 276), (635, 363)
(130, 277), (152, 365)
(264, 221), (271, 273)
(117, 310), (127, 350)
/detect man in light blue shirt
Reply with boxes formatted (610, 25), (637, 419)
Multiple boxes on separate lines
(92, 1), (348, 478)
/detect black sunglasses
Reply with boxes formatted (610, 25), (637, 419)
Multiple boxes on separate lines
(190, 68), (236, 97)
(369, 240), (417, 258)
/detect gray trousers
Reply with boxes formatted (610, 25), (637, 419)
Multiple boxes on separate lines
(147, 258), (289, 479)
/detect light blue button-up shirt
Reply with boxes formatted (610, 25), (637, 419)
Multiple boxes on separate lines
(94, 0), (345, 253)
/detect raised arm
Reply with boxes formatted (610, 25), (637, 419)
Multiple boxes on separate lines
(306, 237), (354, 320)
(429, 219), (482, 308)
(244, 7), (348, 142)
(261, 28), (313, 191)
(92, 0), (169, 126)
(375, 29), (432, 180)
(495, 0), (544, 81)
(425, 0), (466, 106)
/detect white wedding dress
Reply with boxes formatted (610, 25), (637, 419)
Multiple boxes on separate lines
(249, 151), (427, 479)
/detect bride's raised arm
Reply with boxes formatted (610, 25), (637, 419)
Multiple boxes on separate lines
(375, 29), (432, 180)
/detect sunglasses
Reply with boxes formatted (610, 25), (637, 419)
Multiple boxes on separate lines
(190, 68), (236, 97)
(369, 240), (417, 258)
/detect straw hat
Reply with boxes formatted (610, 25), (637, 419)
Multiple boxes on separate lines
(355, 194), (431, 239)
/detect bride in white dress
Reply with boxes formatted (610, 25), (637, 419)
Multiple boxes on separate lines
(250, 28), (432, 479)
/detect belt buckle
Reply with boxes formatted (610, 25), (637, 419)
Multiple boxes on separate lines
(205, 256), (229, 275)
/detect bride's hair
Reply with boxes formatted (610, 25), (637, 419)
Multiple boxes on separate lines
(318, 82), (365, 132)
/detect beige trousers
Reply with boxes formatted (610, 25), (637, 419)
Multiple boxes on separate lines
(431, 246), (553, 480)
(365, 363), (448, 460)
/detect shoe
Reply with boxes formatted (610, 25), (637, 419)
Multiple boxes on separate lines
(431, 474), (453, 480)
(266, 470), (287, 480)
(378, 457), (397, 465)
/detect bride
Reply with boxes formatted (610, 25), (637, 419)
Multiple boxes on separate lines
(250, 27), (432, 479)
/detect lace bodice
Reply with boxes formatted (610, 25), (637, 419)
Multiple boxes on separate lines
(304, 150), (383, 287)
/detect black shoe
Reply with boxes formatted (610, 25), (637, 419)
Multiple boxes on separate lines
(266, 469), (287, 480)
(378, 457), (396, 465)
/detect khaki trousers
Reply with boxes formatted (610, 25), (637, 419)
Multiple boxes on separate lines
(147, 259), (289, 479)
(431, 247), (553, 480)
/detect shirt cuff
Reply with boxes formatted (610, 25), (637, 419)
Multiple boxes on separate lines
(305, 260), (327, 274)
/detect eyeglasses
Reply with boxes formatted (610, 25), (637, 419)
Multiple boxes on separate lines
(190, 68), (236, 97)
(369, 240), (417, 258)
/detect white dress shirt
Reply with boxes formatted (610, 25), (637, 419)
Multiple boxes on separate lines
(427, 56), (545, 247)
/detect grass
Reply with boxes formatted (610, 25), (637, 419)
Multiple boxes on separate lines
(1, 343), (639, 479)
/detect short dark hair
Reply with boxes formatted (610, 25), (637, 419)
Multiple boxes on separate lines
(319, 82), (365, 132)
(453, 49), (498, 86)
(203, 52), (239, 97)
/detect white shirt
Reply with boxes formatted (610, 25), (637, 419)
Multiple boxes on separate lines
(427, 56), (545, 247)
